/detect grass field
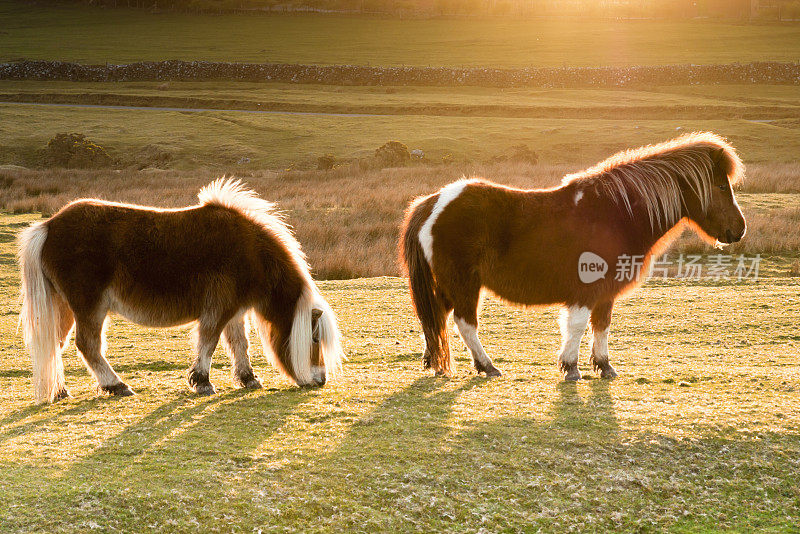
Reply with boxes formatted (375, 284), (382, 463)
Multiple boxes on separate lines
(1, 83), (800, 169)
(1, 212), (799, 531)
(3, 81), (800, 118)
(3, 3), (800, 67)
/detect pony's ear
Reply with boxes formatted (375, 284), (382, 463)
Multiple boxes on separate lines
(311, 308), (323, 321)
(711, 147), (726, 165)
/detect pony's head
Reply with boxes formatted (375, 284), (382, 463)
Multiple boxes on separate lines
(253, 287), (343, 388)
(681, 143), (747, 246)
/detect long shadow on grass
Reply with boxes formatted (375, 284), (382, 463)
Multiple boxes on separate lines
(330, 375), (488, 461)
(57, 387), (311, 493)
(275, 375), (492, 518)
(437, 380), (800, 531)
(0, 398), (103, 444)
(550, 379), (619, 434)
(273, 377), (622, 529)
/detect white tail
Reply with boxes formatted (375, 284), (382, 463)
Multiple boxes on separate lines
(18, 222), (68, 403)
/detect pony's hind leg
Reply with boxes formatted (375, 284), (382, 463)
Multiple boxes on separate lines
(222, 314), (262, 389)
(451, 280), (501, 377)
(590, 301), (617, 379)
(558, 306), (590, 381)
(52, 296), (75, 400)
(74, 314), (134, 396)
(188, 319), (226, 396)
(419, 292), (453, 376)
(454, 316), (501, 377)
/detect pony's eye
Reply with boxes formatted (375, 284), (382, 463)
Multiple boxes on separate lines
(718, 184), (728, 191)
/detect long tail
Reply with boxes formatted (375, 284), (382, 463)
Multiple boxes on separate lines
(399, 198), (452, 374)
(18, 222), (68, 403)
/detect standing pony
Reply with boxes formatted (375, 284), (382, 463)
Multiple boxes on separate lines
(18, 178), (343, 403)
(400, 132), (746, 380)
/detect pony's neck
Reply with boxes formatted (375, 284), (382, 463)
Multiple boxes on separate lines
(628, 196), (687, 257)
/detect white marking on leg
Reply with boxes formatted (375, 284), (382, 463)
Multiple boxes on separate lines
(574, 189), (584, 205)
(558, 306), (590, 365)
(418, 179), (472, 264)
(454, 316), (493, 368)
(591, 327), (609, 363)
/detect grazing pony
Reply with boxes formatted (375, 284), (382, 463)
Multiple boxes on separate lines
(18, 178), (343, 403)
(400, 132), (746, 380)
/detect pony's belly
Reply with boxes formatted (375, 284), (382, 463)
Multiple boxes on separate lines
(105, 290), (197, 328)
(481, 267), (567, 307)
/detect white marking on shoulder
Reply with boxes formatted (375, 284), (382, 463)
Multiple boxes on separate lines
(419, 179), (472, 264)
(574, 189), (584, 205)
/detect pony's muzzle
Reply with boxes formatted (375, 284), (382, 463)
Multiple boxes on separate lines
(311, 366), (326, 387)
(725, 228), (745, 244)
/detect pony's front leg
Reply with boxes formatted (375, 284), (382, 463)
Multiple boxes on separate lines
(558, 306), (590, 381)
(590, 301), (617, 379)
(75, 314), (134, 397)
(188, 322), (223, 396)
(222, 314), (262, 389)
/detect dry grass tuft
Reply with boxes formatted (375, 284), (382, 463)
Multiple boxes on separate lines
(739, 162), (800, 194)
(0, 162), (797, 278)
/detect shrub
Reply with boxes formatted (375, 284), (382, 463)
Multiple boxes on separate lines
(491, 144), (539, 165)
(317, 153), (337, 171)
(374, 141), (410, 168)
(44, 133), (113, 169)
(508, 144), (539, 165)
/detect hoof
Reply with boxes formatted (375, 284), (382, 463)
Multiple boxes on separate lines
(101, 382), (135, 397)
(53, 388), (71, 401)
(243, 377), (263, 389)
(188, 370), (215, 395)
(480, 365), (502, 378)
(591, 356), (618, 379)
(484, 367), (502, 378)
(600, 366), (618, 379)
(560, 361), (582, 381)
(237, 374), (263, 389)
(564, 369), (582, 381)
(194, 382), (216, 396)
(475, 360), (502, 377)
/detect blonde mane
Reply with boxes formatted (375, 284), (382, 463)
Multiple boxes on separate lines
(563, 132), (744, 231)
(198, 177), (312, 284)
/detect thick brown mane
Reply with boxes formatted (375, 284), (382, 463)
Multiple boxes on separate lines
(562, 131), (744, 230)
(198, 178), (312, 284)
